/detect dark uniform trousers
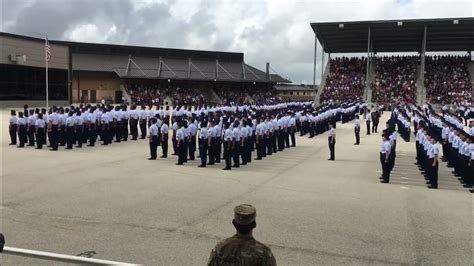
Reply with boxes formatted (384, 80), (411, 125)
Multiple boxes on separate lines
(66, 126), (75, 149)
(429, 158), (438, 188)
(83, 124), (90, 144)
(266, 135), (272, 155)
(172, 133), (178, 155)
(223, 141), (232, 169)
(183, 138), (188, 163)
(28, 125), (35, 146)
(272, 131), (278, 153)
(244, 138), (252, 163)
(101, 124), (109, 145)
(284, 129), (290, 148)
(215, 137), (222, 162)
(161, 134), (169, 157)
(140, 119), (147, 139)
(199, 138), (208, 166)
(390, 141), (396, 171)
(47, 129), (52, 146)
(189, 135), (196, 160)
(256, 137), (264, 159)
(60, 125), (67, 146)
(233, 141), (241, 167)
(468, 162), (474, 190)
(42, 126), (47, 145)
(240, 140), (247, 165)
(354, 126), (360, 144)
(290, 128), (296, 147)
(149, 135), (158, 159)
(177, 140), (186, 164)
(366, 120), (371, 135)
(309, 123), (315, 138)
(114, 121), (121, 142)
(380, 153), (390, 182)
(18, 125), (27, 147)
(461, 155), (471, 187)
(76, 125), (83, 147)
(51, 125), (59, 150)
(36, 128), (45, 149)
(277, 130), (284, 151)
(9, 124), (18, 144)
(89, 124), (97, 146)
(209, 138), (216, 165)
(122, 119), (128, 141)
(372, 118), (379, 133)
(130, 118), (138, 140)
(328, 137), (335, 160)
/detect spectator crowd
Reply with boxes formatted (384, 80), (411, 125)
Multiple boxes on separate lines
(425, 55), (472, 104)
(127, 85), (205, 106)
(371, 55), (418, 104)
(320, 57), (366, 103)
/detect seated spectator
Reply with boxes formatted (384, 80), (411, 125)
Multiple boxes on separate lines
(425, 55), (472, 104)
(126, 85), (205, 106)
(371, 55), (418, 104)
(320, 57), (366, 103)
(214, 87), (282, 105)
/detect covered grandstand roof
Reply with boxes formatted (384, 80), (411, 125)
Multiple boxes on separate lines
(310, 18), (474, 53)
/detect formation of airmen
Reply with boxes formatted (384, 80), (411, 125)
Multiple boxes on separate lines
(8, 104), (159, 150)
(378, 112), (399, 184)
(423, 108), (473, 191)
(161, 101), (361, 169)
(413, 118), (440, 189)
(8, 102), (363, 169)
(380, 103), (474, 191)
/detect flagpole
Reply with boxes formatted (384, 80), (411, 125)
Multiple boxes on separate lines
(45, 33), (49, 108)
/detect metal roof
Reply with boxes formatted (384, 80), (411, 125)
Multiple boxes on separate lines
(73, 53), (282, 83)
(274, 84), (316, 91)
(2, 31), (290, 83)
(0, 31), (243, 61)
(310, 18), (474, 53)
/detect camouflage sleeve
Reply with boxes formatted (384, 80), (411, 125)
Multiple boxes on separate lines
(267, 249), (277, 266)
(207, 248), (217, 266)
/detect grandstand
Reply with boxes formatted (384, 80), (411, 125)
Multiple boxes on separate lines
(0, 32), (290, 107)
(310, 18), (474, 105)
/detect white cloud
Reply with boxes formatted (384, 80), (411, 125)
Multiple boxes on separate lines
(63, 24), (118, 43)
(3, 0), (472, 84)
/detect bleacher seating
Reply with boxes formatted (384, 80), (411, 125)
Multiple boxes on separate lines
(127, 85), (205, 106)
(371, 56), (418, 104)
(320, 57), (366, 103)
(425, 55), (472, 104)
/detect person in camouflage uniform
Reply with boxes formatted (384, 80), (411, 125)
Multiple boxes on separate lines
(208, 204), (276, 266)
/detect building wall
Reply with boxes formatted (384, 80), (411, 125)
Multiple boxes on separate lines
(276, 90), (315, 100)
(72, 71), (121, 103)
(0, 35), (70, 107)
(0, 35), (69, 69)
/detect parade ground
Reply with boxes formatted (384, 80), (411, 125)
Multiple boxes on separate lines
(0, 110), (471, 265)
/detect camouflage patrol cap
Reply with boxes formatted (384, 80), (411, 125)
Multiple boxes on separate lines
(234, 204), (256, 225)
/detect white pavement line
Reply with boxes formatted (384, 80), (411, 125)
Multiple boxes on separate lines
(2, 247), (138, 265)
(400, 186), (409, 189)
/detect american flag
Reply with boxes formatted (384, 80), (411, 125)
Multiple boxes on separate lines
(45, 38), (51, 63)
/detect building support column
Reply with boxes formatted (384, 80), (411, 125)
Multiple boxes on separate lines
(320, 47), (325, 83)
(420, 24), (427, 104)
(312, 34), (318, 89)
(365, 26), (371, 102)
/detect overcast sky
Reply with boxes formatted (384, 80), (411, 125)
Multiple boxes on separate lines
(1, 0), (472, 84)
